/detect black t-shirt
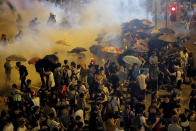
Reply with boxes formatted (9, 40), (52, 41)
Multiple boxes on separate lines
(160, 102), (175, 118)
(109, 74), (120, 88)
(190, 89), (196, 97)
(147, 113), (156, 125)
(19, 65), (28, 77)
(179, 113), (188, 122)
(135, 103), (145, 115)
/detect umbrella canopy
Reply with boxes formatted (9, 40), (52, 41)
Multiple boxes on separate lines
(141, 19), (153, 25)
(151, 29), (160, 34)
(159, 28), (175, 34)
(101, 46), (122, 54)
(148, 39), (168, 50)
(28, 57), (41, 64)
(56, 40), (70, 46)
(122, 19), (153, 35)
(158, 34), (177, 43)
(68, 47), (88, 54)
(123, 56), (142, 65)
(35, 59), (57, 72)
(6, 55), (26, 62)
(43, 54), (59, 64)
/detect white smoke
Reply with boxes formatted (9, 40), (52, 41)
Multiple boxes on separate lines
(0, 0), (150, 57)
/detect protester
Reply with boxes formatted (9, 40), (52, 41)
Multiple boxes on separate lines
(47, 12), (56, 25)
(4, 59), (12, 82)
(1, 34), (8, 46)
(168, 115), (182, 131)
(16, 62), (28, 91)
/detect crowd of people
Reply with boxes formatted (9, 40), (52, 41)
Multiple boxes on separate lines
(1, 40), (196, 131)
(0, 0), (196, 131)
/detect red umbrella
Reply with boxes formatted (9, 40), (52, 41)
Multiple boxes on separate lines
(142, 19), (153, 25)
(101, 46), (122, 54)
(28, 57), (41, 64)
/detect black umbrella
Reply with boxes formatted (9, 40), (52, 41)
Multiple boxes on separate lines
(6, 55), (26, 62)
(43, 54), (59, 64)
(68, 47), (88, 54)
(122, 19), (153, 35)
(35, 59), (57, 73)
(148, 39), (168, 50)
(122, 19), (142, 30)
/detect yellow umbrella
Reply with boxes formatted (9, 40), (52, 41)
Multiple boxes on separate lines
(56, 40), (70, 46)
(158, 34), (177, 43)
(151, 29), (160, 34)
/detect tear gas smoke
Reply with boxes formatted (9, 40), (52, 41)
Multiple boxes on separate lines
(0, 0), (149, 57)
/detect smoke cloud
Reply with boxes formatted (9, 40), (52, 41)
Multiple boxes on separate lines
(0, 0), (149, 57)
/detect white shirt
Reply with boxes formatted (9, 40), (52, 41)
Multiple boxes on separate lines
(48, 72), (55, 87)
(171, 70), (183, 82)
(137, 74), (147, 90)
(115, 128), (124, 131)
(17, 126), (27, 131)
(140, 116), (146, 131)
(168, 124), (182, 131)
(3, 123), (14, 131)
(47, 119), (60, 131)
(74, 109), (84, 123)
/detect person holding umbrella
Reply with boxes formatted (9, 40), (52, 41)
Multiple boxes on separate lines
(4, 59), (12, 83)
(16, 62), (28, 91)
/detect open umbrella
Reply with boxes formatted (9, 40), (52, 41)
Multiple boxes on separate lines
(159, 28), (175, 34)
(148, 39), (168, 50)
(123, 56), (142, 66)
(56, 40), (70, 46)
(6, 55), (26, 62)
(151, 29), (160, 34)
(43, 54), (59, 64)
(68, 47), (88, 54)
(158, 34), (177, 43)
(35, 59), (57, 72)
(142, 19), (153, 25)
(101, 46), (122, 54)
(28, 57), (41, 64)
